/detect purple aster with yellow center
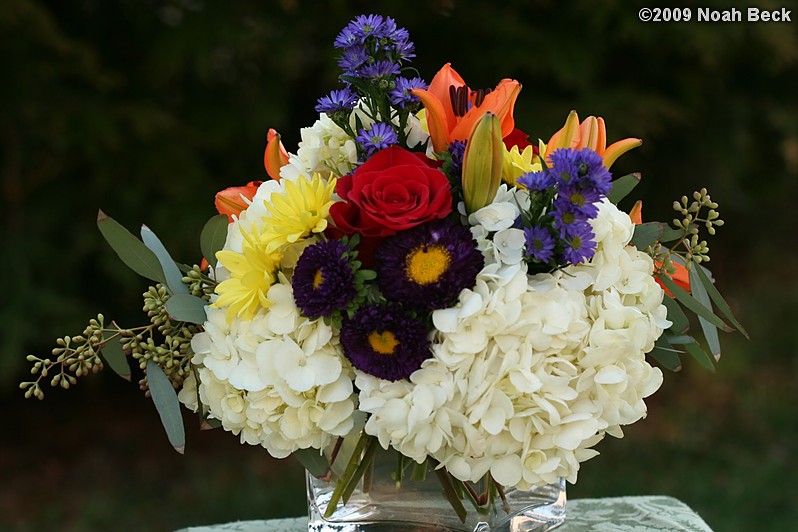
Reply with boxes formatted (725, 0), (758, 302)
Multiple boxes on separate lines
(375, 219), (483, 310)
(559, 221), (597, 265)
(340, 303), (431, 381)
(524, 225), (556, 263)
(292, 239), (357, 319)
(357, 122), (398, 157)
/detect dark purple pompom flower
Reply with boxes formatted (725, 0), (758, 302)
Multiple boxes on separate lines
(340, 303), (431, 381)
(292, 239), (357, 318)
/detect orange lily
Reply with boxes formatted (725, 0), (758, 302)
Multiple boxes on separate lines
(214, 180), (263, 222)
(629, 200), (691, 296)
(412, 63), (522, 153)
(546, 111), (642, 169)
(263, 128), (289, 181)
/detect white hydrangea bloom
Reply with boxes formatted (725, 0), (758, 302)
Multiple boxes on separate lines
(279, 113), (358, 181)
(358, 198), (667, 489)
(186, 281), (359, 458)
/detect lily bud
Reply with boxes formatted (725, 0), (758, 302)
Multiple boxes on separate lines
(263, 128), (289, 181)
(462, 112), (503, 214)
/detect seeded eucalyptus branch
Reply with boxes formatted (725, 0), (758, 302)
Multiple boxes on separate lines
(21, 265), (215, 400)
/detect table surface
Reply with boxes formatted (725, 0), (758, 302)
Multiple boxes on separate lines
(179, 495), (714, 531)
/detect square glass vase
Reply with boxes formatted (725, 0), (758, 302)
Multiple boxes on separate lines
(306, 448), (566, 531)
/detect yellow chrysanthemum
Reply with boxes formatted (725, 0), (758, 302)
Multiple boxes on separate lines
(213, 226), (280, 321)
(502, 143), (544, 187)
(260, 173), (337, 253)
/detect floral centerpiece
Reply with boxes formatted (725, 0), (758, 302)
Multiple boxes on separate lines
(22, 13), (746, 531)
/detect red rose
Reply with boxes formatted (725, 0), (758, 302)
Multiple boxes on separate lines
(330, 146), (452, 237)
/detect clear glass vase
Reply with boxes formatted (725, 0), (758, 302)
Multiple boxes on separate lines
(306, 446), (566, 531)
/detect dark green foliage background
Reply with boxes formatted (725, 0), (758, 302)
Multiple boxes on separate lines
(3, 0), (796, 530)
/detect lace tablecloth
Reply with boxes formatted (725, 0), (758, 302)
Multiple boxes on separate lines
(179, 495), (713, 531)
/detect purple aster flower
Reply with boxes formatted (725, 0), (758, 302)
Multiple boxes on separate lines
(349, 14), (389, 42)
(447, 140), (466, 180)
(524, 226), (556, 263)
(548, 148), (612, 195)
(356, 122), (398, 156)
(552, 204), (589, 238)
(334, 27), (360, 49)
(389, 76), (427, 108)
(340, 303), (431, 381)
(518, 170), (556, 191)
(559, 222), (597, 265)
(292, 240), (357, 318)
(391, 28), (415, 60)
(554, 184), (602, 218)
(315, 87), (358, 115)
(359, 59), (401, 80)
(337, 45), (369, 75)
(375, 219), (483, 310)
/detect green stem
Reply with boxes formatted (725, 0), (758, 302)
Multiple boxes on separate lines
(323, 431), (370, 518)
(432, 466), (468, 524)
(341, 436), (378, 504)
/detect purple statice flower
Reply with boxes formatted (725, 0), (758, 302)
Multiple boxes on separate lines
(524, 225), (556, 263)
(518, 170), (556, 192)
(337, 45), (369, 75)
(356, 122), (398, 156)
(447, 140), (466, 180)
(389, 76), (427, 108)
(340, 303), (431, 381)
(315, 87), (358, 115)
(359, 59), (401, 80)
(559, 222), (597, 265)
(375, 219), (483, 310)
(292, 239), (357, 318)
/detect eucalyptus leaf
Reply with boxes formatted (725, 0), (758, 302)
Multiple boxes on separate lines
(694, 263), (750, 338)
(141, 225), (188, 295)
(651, 335), (682, 371)
(164, 293), (208, 324)
(657, 274), (729, 330)
(689, 265), (721, 361)
(146, 360), (186, 454)
(99, 337), (131, 381)
(607, 173), (641, 204)
(683, 339), (716, 372)
(293, 447), (330, 479)
(662, 295), (689, 334)
(97, 211), (166, 284)
(659, 226), (685, 243)
(200, 214), (229, 267)
(630, 222), (665, 250)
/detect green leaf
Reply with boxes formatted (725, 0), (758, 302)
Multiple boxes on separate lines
(651, 335), (682, 371)
(683, 339), (716, 372)
(694, 264), (750, 339)
(141, 225), (188, 295)
(146, 360), (186, 454)
(662, 295), (689, 334)
(630, 222), (665, 249)
(659, 226), (684, 242)
(657, 274), (730, 330)
(200, 214), (229, 266)
(164, 293), (208, 324)
(97, 211), (166, 284)
(293, 447), (329, 479)
(99, 337), (131, 381)
(607, 173), (640, 204)
(689, 265), (721, 361)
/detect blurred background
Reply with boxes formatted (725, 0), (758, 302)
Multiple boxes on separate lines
(3, 0), (796, 530)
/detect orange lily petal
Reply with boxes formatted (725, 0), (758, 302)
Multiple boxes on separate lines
(427, 63), (466, 134)
(595, 117), (607, 153)
(580, 116), (603, 152)
(215, 180), (262, 221)
(602, 137), (643, 169)
(412, 87), (452, 153)
(629, 200), (643, 225)
(546, 110), (582, 158)
(264, 128), (289, 182)
(449, 79), (521, 142)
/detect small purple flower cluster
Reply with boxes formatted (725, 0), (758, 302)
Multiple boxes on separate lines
(518, 148), (612, 268)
